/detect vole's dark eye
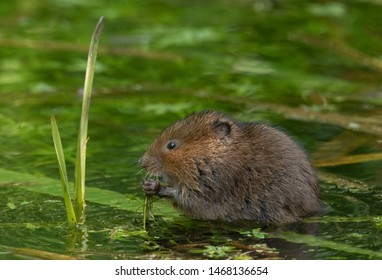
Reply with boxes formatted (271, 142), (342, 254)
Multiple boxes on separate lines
(166, 141), (177, 150)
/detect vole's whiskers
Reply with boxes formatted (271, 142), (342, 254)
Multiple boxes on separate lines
(136, 168), (145, 175)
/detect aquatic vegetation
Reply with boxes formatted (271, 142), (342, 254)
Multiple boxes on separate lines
(51, 17), (104, 227)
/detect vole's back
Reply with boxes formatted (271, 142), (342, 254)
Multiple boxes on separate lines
(230, 123), (320, 224)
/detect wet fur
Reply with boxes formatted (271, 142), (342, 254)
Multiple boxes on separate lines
(140, 110), (320, 225)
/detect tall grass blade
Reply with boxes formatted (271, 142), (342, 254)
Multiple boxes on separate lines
(50, 116), (77, 227)
(74, 17), (104, 222)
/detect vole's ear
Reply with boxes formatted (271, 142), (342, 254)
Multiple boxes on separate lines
(212, 119), (232, 144)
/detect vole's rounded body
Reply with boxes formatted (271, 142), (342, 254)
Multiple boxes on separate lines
(140, 110), (320, 225)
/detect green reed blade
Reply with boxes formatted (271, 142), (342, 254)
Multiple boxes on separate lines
(74, 17), (104, 221)
(50, 115), (77, 227)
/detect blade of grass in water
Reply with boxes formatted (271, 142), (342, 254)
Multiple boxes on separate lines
(270, 231), (382, 259)
(74, 16), (104, 222)
(50, 116), (77, 227)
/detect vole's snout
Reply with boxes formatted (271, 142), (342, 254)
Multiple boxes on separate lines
(140, 153), (163, 170)
(139, 155), (157, 170)
(139, 157), (147, 168)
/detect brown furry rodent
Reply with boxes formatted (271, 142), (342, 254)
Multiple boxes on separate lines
(140, 110), (320, 225)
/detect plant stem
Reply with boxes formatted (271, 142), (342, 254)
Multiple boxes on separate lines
(143, 194), (154, 230)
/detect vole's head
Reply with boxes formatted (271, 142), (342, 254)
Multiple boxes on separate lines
(140, 110), (236, 190)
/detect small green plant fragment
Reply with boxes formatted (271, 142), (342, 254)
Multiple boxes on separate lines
(251, 228), (266, 239)
(143, 194), (154, 230)
(239, 228), (266, 239)
(143, 175), (162, 230)
(6, 202), (16, 209)
(50, 17), (104, 227)
(26, 223), (38, 230)
(232, 254), (253, 260)
(110, 228), (148, 241)
(201, 245), (236, 259)
(373, 217), (382, 230)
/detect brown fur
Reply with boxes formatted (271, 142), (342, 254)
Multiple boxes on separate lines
(140, 110), (320, 225)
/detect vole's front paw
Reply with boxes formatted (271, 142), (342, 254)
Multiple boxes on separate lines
(142, 179), (160, 195)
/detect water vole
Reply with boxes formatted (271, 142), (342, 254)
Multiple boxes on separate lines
(140, 110), (320, 225)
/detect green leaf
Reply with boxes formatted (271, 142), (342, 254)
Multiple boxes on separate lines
(50, 115), (77, 227)
(26, 223), (38, 230)
(74, 16), (104, 221)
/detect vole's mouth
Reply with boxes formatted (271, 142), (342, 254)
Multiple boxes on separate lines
(144, 172), (173, 186)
